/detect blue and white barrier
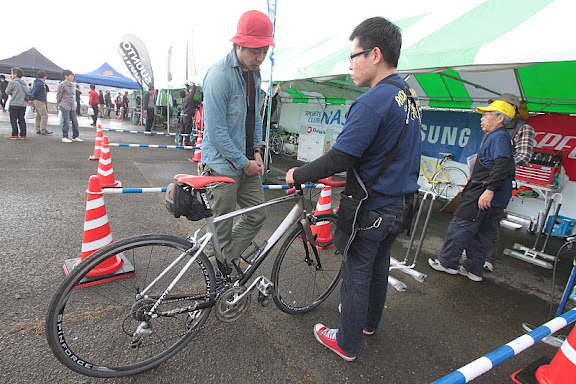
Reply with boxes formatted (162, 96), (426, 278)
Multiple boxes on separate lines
(432, 308), (576, 383)
(102, 187), (167, 194)
(108, 143), (198, 150)
(262, 183), (322, 190)
(100, 128), (195, 137)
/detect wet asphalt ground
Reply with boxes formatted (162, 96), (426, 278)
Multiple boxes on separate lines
(1, 111), (575, 384)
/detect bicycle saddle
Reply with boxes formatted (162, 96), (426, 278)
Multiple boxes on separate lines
(174, 174), (235, 189)
(438, 152), (453, 159)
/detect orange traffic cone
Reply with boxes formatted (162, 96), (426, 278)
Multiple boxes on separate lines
(89, 126), (103, 160)
(62, 176), (134, 286)
(534, 325), (576, 383)
(311, 178), (334, 249)
(97, 136), (122, 188)
(190, 130), (203, 163)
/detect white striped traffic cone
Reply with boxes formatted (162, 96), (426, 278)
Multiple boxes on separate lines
(97, 136), (121, 188)
(89, 125), (103, 160)
(312, 178), (334, 249)
(534, 324), (576, 383)
(191, 130), (203, 163)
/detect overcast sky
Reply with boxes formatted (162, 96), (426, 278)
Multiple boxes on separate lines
(3, 0), (454, 86)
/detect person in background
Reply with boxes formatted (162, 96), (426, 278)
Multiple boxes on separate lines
(143, 87), (156, 131)
(0, 74), (8, 112)
(429, 100), (515, 282)
(57, 70), (83, 143)
(75, 85), (82, 116)
(122, 91), (130, 120)
(4, 67), (32, 139)
(88, 84), (99, 127)
(200, 10), (273, 277)
(115, 92), (122, 117)
(286, 17), (421, 361)
(98, 90), (105, 118)
(179, 84), (197, 146)
(481, 93), (536, 272)
(31, 70), (52, 135)
(104, 90), (112, 118)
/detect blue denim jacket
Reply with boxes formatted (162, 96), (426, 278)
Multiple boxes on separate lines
(201, 48), (265, 175)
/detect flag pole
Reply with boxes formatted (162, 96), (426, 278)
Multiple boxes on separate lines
(263, 0), (278, 183)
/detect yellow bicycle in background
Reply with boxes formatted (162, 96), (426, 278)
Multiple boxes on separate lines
(420, 152), (468, 200)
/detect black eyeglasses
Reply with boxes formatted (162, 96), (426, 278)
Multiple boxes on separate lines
(349, 48), (373, 63)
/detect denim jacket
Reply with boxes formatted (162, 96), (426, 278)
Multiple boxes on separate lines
(201, 48), (265, 175)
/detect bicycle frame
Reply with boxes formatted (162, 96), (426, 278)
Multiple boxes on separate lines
(139, 187), (319, 311)
(420, 157), (449, 184)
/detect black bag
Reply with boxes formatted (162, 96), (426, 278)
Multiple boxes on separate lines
(165, 182), (208, 221)
(336, 193), (364, 235)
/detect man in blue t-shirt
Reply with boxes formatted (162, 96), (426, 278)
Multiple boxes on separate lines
(429, 100), (515, 282)
(286, 17), (422, 361)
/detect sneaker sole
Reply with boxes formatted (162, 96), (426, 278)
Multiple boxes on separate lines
(428, 258), (458, 275)
(458, 267), (482, 282)
(313, 324), (356, 362)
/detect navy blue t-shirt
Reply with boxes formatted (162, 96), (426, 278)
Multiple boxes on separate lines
(333, 74), (422, 210)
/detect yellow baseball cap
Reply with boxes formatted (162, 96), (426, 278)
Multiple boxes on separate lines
(477, 100), (516, 119)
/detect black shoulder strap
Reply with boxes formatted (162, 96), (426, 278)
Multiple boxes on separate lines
(364, 79), (417, 193)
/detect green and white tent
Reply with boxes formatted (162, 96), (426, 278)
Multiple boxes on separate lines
(267, 0), (576, 114)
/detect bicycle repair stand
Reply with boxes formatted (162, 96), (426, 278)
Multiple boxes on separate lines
(504, 193), (563, 269)
(388, 190), (436, 292)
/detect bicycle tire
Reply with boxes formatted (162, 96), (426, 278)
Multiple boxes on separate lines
(46, 234), (215, 378)
(432, 167), (468, 200)
(271, 213), (342, 314)
(271, 133), (284, 155)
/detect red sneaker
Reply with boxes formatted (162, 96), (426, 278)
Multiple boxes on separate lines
(313, 324), (356, 361)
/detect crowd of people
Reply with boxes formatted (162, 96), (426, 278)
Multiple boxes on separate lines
(1, 67), (141, 142)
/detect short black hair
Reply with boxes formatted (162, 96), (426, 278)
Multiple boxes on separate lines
(349, 17), (402, 68)
(11, 67), (24, 78)
(90, 84), (96, 90)
(179, 90), (187, 98)
(62, 69), (74, 78)
(37, 70), (47, 79)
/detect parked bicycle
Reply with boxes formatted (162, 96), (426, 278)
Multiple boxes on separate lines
(46, 175), (344, 378)
(420, 152), (468, 200)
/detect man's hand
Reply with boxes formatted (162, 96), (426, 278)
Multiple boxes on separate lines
(478, 189), (494, 210)
(254, 152), (264, 176)
(243, 160), (263, 177)
(285, 167), (297, 186)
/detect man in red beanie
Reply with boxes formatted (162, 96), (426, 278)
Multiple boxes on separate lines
(200, 10), (274, 279)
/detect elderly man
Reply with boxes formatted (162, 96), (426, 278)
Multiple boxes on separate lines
(429, 100), (515, 282)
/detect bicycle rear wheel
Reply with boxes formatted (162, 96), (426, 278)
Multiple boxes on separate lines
(272, 213), (342, 314)
(271, 132), (284, 155)
(432, 167), (468, 200)
(45, 234), (215, 378)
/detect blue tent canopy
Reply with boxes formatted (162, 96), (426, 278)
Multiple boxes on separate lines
(75, 62), (140, 89)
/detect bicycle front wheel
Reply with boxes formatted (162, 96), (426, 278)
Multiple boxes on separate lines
(271, 132), (284, 155)
(432, 167), (468, 200)
(46, 234), (215, 378)
(272, 213), (342, 314)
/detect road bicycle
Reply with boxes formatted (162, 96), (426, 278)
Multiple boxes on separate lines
(420, 152), (468, 200)
(45, 175), (344, 378)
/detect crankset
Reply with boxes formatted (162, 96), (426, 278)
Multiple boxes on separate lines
(215, 286), (251, 322)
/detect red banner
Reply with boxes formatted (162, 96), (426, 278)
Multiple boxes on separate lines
(528, 114), (576, 181)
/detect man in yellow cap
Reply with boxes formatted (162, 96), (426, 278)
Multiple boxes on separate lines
(201, 10), (274, 279)
(429, 100), (515, 282)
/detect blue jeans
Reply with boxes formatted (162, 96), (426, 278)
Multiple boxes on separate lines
(60, 106), (79, 139)
(9, 105), (27, 136)
(439, 207), (503, 277)
(336, 195), (412, 356)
